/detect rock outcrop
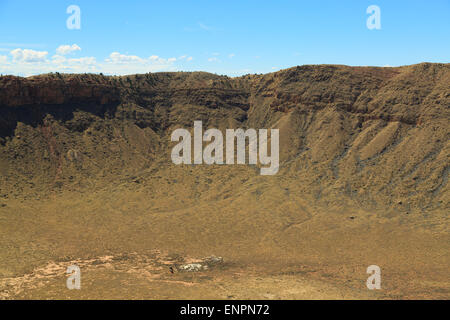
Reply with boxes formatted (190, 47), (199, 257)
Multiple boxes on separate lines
(0, 63), (448, 212)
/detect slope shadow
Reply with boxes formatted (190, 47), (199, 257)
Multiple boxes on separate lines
(0, 102), (120, 142)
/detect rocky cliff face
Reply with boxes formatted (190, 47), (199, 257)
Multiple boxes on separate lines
(0, 63), (448, 213)
(0, 74), (120, 107)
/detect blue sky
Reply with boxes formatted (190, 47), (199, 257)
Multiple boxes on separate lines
(0, 0), (449, 76)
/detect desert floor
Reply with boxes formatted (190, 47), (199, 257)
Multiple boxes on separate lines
(1, 186), (448, 300)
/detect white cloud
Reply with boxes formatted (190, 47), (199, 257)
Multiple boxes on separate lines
(1, 48), (184, 76)
(106, 52), (145, 64)
(102, 52), (177, 75)
(51, 54), (66, 64)
(208, 57), (220, 62)
(198, 22), (212, 31)
(228, 53), (235, 58)
(178, 55), (193, 62)
(147, 54), (178, 64)
(10, 48), (48, 63)
(51, 55), (96, 66)
(68, 57), (97, 65)
(56, 44), (81, 55)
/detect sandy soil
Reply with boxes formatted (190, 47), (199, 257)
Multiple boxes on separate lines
(0, 189), (448, 300)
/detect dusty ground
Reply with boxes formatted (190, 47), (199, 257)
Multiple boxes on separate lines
(0, 185), (448, 299)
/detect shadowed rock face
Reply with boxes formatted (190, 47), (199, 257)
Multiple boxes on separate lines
(0, 63), (448, 212)
(0, 74), (121, 107)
